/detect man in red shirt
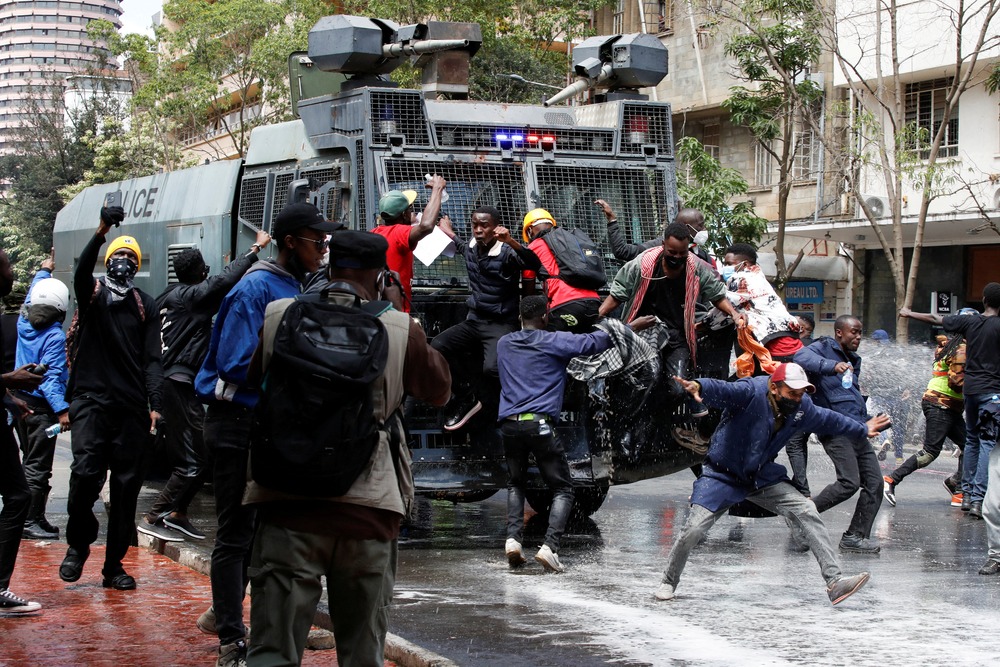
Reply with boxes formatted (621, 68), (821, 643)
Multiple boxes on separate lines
(371, 175), (447, 312)
(521, 208), (601, 333)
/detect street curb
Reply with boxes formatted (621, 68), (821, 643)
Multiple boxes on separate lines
(138, 533), (458, 667)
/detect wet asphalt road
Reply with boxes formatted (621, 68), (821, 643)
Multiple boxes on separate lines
(392, 445), (1000, 666)
(33, 432), (999, 666)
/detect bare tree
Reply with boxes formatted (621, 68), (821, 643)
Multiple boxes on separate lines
(712, 0), (825, 290)
(817, 0), (1000, 340)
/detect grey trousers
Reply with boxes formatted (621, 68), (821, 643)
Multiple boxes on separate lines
(247, 513), (397, 667)
(984, 445), (1000, 563)
(662, 481), (842, 589)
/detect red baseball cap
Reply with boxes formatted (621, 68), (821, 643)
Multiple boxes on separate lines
(771, 362), (815, 393)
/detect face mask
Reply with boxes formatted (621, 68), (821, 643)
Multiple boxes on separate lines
(776, 396), (800, 417)
(663, 255), (686, 270)
(692, 230), (709, 246)
(107, 257), (137, 282)
(721, 265), (735, 281)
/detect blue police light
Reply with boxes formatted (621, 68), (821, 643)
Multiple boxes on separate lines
(496, 133), (509, 141)
(511, 135), (524, 141)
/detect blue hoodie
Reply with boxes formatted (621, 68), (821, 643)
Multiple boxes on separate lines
(15, 269), (69, 414)
(194, 261), (300, 409)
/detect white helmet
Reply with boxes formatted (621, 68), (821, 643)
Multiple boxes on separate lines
(29, 278), (70, 312)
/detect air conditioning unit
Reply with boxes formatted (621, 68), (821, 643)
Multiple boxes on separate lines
(859, 195), (889, 219)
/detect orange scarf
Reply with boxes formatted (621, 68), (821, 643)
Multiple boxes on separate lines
(735, 327), (780, 378)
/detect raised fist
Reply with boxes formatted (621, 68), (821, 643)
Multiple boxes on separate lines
(100, 206), (126, 228)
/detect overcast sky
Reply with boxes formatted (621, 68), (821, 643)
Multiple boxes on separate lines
(120, 0), (163, 37)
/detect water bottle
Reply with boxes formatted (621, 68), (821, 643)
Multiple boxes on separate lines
(45, 423), (61, 438)
(425, 174), (449, 203)
(841, 367), (853, 389)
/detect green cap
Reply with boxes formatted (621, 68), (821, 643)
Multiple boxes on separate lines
(378, 189), (417, 219)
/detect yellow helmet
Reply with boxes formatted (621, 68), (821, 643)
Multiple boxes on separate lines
(522, 208), (556, 243)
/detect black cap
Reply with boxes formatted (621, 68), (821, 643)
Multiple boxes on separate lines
(271, 202), (341, 239)
(328, 230), (388, 270)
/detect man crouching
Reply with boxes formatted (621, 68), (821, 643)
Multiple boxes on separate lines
(656, 363), (889, 605)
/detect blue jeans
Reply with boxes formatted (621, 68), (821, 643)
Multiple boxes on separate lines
(502, 418), (574, 552)
(963, 393), (1000, 503)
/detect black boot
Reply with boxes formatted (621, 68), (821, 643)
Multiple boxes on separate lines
(23, 489), (59, 540)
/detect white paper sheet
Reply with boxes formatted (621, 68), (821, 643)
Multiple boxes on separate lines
(413, 226), (457, 267)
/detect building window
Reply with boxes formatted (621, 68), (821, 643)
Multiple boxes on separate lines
(905, 78), (958, 158)
(613, 0), (625, 33)
(702, 122), (720, 160)
(754, 140), (773, 186)
(792, 130), (819, 180)
(652, 1), (672, 34)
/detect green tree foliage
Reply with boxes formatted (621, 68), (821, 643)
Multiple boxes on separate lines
(342, 0), (611, 103)
(718, 0), (823, 288)
(59, 116), (194, 203)
(93, 0), (332, 161)
(0, 76), (125, 297)
(676, 136), (767, 254)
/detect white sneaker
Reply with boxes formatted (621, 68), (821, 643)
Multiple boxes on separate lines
(534, 544), (564, 573)
(654, 583), (675, 601)
(505, 538), (526, 568)
(0, 588), (41, 613)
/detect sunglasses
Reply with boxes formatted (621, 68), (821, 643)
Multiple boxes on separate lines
(295, 236), (330, 251)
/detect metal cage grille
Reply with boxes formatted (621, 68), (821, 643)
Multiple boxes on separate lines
(383, 159), (528, 283)
(301, 166), (343, 222)
(435, 123), (616, 154)
(356, 139), (367, 230)
(238, 176), (267, 229)
(370, 90), (431, 147)
(270, 172), (295, 223)
(435, 124), (524, 149)
(534, 164), (670, 279)
(620, 103), (673, 156)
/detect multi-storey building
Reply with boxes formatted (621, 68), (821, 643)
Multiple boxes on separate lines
(0, 0), (123, 154)
(594, 1), (853, 336)
(595, 0), (1000, 340)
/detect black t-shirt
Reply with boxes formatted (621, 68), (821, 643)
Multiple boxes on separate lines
(638, 263), (685, 331)
(943, 313), (1000, 394)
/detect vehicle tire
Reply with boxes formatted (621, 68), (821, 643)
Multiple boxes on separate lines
(572, 483), (609, 517)
(525, 483), (609, 518)
(525, 489), (553, 515)
(432, 489), (498, 503)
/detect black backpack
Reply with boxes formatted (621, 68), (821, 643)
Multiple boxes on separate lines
(249, 288), (392, 497)
(540, 227), (607, 290)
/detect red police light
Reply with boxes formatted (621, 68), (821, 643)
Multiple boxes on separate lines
(527, 135), (540, 143)
(541, 135), (555, 142)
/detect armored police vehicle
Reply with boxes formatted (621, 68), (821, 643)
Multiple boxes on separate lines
(54, 15), (705, 516)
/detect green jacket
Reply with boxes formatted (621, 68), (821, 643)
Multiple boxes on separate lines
(609, 247), (727, 322)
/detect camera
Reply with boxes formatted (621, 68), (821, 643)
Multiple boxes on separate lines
(104, 190), (123, 209)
